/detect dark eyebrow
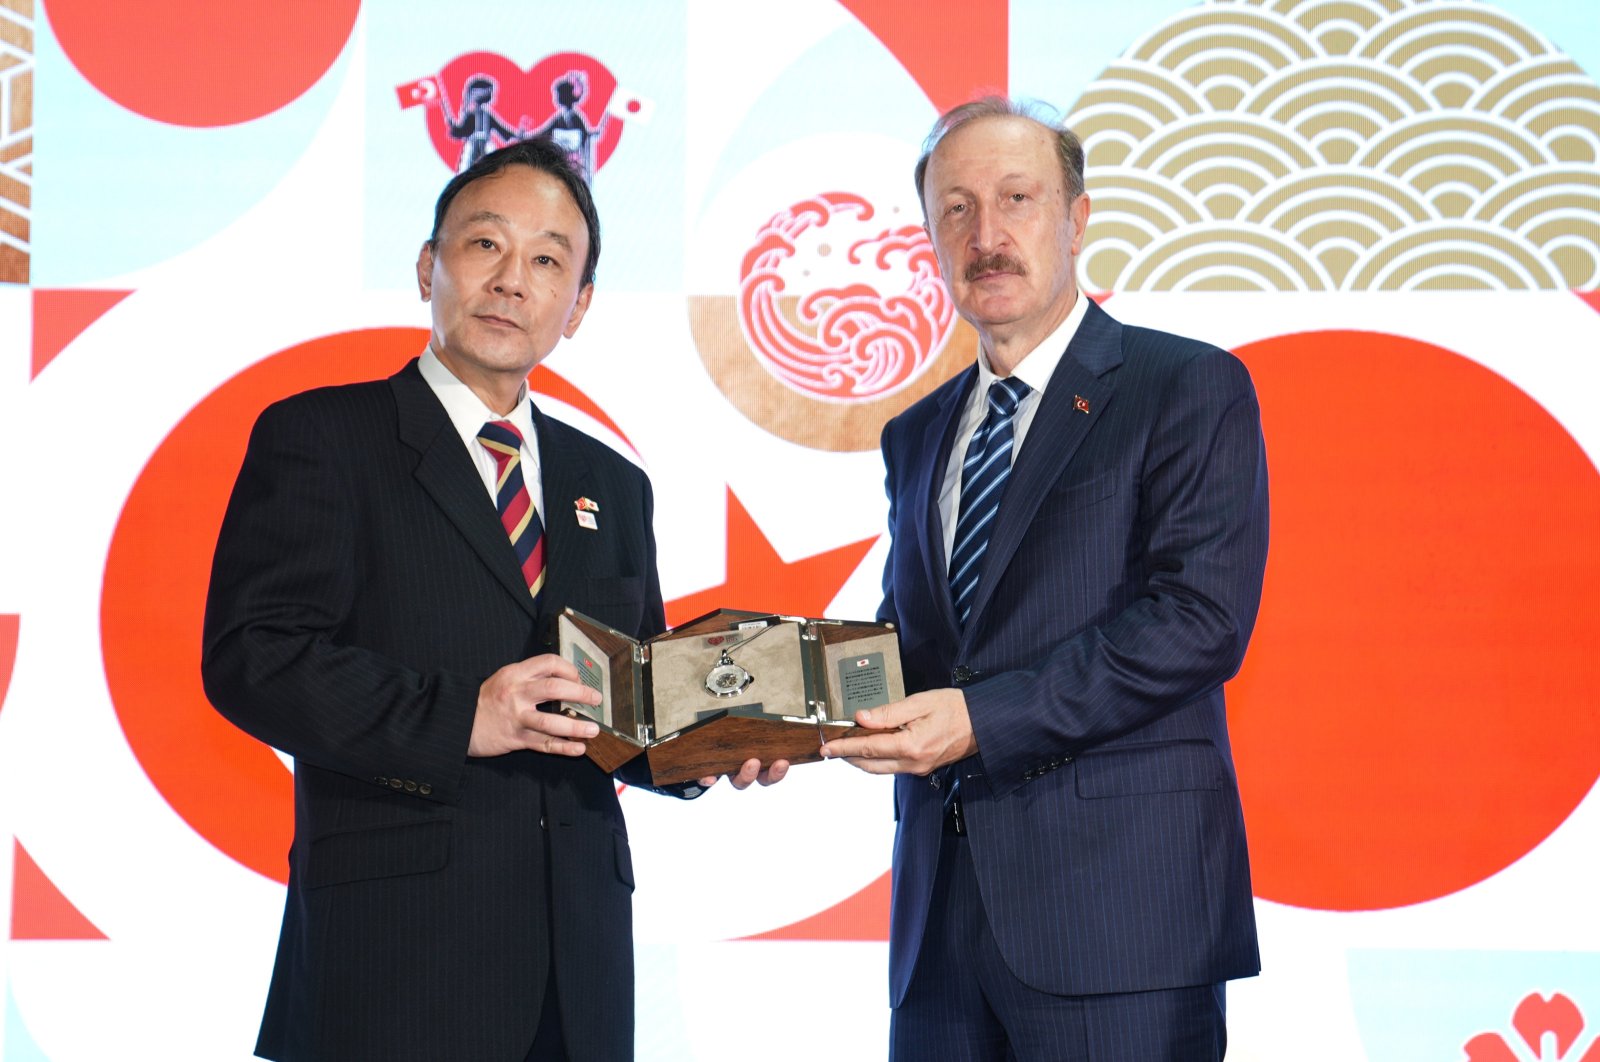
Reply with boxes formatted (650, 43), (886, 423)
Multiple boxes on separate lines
(938, 172), (1038, 195)
(460, 212), (572, 252)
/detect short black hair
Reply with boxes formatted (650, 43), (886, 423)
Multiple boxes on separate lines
(913, 96), (1085, 214)
(428, 136), (601, 286)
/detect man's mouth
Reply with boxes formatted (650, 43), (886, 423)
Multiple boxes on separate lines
(965, 254), (1026, 282)
(476, 313), (524, 330)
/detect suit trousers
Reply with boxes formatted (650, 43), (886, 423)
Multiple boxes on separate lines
(526, 974), (567, 1062)
(889, 831), (1227, 1062)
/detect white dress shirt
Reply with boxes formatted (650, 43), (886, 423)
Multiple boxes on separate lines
(418, 347), (544, 521)
(938, 293), (1091, 566)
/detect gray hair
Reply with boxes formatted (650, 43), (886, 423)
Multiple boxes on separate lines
(913, 96), (1086, 211)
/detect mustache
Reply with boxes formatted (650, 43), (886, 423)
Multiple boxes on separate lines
(964, 254), (1026, 281)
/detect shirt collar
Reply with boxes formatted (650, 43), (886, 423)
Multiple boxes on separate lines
(975, 291), (1090, 394)
(418, 346), (536, 451)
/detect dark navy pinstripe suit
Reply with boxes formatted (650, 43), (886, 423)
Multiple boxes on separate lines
(203, 358), (663, 1061)
(879, 299), (1268, 1025)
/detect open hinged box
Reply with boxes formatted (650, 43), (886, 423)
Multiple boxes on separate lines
(557, 607), (904, 784)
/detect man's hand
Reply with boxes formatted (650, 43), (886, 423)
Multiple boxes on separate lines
(819, 688), (976, 775)
(698, 758), (790, 791)
(469, 654), (603, 758)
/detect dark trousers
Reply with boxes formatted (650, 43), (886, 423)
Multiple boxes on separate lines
(524, 974), (567, 1061)
(890, 832), (1227, 1061)
(526, 807), (571, 1062)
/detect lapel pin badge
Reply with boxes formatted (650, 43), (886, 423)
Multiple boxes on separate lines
(1073, 394), (1091, 415)
(574, 497), (599, 530)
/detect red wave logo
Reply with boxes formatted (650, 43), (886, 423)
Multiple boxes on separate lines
(1465, 992), (1600, 1061)
(737, 193), (953, 402)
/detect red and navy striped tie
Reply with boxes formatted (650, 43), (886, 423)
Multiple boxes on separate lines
(477, 420), (545, 605)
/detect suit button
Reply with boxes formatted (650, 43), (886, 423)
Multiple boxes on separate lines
(403, 780), (418, 792)
(418, 784), (432, 796)
(952, 665), (973, 685)
(388, 778), (403, 790)
(374, 776), (388, 786)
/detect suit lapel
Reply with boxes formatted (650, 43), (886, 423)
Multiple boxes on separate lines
(529, 402), (591, 625)
(390, 361), (541, 623)
(960, 300), (1123, 640)
(915, 367), (978, 638)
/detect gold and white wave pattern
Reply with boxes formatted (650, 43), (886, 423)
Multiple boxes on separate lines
(1065, 0), (1600, 290)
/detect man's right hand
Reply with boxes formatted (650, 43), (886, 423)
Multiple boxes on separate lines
(469, 654), (603, 758)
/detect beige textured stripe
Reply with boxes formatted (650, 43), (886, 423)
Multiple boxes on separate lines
(507, 503), (533, 543)
(494, 457), (516, 494)
(0, 0), (31, 283)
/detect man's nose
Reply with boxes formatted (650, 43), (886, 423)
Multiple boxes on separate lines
(490, 258), (528, 299)
(968, 202), (1002, 253)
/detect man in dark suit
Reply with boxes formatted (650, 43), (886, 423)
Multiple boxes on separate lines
(203, 138), (781, 1062)
(822, 98), (1269, 1060)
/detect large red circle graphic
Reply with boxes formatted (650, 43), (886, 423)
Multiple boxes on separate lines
(48, 0), (359, 127)
(102, 330), (635, 882)
(102, 331), (421, 881)
(1228, 331), (1600, 911)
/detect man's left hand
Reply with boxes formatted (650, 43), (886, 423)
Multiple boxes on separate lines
(820, 688), (976, 775)
(698, 758), (790, 791)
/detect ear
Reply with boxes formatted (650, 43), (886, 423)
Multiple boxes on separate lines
(562, 282), (595, 339)
(1069, 194), (1091, 257)
(416, 242), (435, 301)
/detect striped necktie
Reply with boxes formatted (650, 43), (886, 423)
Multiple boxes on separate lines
(942, 375), (1031, 829)
(477, 420), (545, 605)
(948, 376), (1031, 630)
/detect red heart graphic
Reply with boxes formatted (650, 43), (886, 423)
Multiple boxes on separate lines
(421, 51), (623, 174)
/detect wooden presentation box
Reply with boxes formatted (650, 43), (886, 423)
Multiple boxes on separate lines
(557, 607), (904, 784)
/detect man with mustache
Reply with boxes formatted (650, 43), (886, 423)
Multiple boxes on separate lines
(204, 137), (783, 1062)
(824, 98), (1269, 1060)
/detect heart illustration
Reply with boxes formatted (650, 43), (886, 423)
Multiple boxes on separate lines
(421, 51), (623, 174)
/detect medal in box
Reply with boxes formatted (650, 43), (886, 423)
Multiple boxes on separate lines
(557, 607), (904, 784)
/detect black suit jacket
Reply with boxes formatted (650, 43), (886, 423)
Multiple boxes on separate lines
(879, 300), (1269, 1004)
(202, 359), (664, 1061)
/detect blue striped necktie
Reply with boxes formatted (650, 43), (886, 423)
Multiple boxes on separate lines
(948, 376), (1032, 630)
(941, 375), (1031, 829)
